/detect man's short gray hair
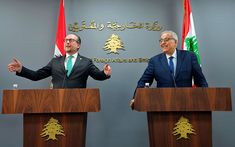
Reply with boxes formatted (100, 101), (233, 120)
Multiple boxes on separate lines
(161, 30), (178, 41)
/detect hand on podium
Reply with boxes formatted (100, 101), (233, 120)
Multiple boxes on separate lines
(130, 99), (135, 110)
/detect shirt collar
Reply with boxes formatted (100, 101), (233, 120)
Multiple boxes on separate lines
(66, 52), (78, 59)
(166, 49), (177, 59)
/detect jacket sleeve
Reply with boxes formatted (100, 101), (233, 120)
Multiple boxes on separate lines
(191, 53), (208, 87)
(137, 58), (155, 88)
(88, 59), (110, 81)
(16, 60), (52, 81)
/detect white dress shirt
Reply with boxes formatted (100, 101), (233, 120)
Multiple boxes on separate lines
(64, 52), (78, 70)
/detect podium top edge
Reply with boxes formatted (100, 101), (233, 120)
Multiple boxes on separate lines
(3, 88), (100, 91)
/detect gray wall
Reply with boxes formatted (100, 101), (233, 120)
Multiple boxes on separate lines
(0, 0), (234, 147)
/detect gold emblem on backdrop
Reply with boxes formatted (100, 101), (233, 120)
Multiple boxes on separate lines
(172, 116), (196, 140)
(40, 117), (65, 141)
(103, 34), (125, 54)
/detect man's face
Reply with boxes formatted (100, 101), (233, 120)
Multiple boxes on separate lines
(64, 34), (80, 54)
(159, 33), (177, 55)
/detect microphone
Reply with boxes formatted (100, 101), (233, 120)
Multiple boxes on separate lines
(170, 72), (177, 87)
(61, 70), (68, 88)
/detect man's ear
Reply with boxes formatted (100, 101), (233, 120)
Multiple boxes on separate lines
(77, 44), (81, 50)
(175, 40), (178, 44)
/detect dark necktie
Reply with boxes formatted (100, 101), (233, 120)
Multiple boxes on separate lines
(66, 55), (73, 76)
(169, 56), (174, 75)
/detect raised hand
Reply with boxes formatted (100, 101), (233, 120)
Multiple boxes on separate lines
(103, 64), (112, 76)
(8, 58), (22, 73)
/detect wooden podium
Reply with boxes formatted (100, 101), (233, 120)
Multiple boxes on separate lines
(2, 88), (100, 147)
(133, 88), (232, 147)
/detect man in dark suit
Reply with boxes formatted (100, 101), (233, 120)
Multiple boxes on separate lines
(130, 30), (208, 107)
(8, 33), (112, 88)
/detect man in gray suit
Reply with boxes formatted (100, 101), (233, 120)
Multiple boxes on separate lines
(8, 33), (112, 88)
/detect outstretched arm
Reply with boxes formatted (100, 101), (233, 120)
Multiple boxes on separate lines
(8, 58), (52, 81)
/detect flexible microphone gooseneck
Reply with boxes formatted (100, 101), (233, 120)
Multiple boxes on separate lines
(61, 70), (68, 88)
(170, 73), (177, 87)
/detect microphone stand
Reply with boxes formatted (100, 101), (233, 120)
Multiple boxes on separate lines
(62, 70), (68, 88)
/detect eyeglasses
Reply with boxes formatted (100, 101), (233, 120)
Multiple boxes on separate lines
(64, 38), (78, 43)
(159, 38), (175, 43)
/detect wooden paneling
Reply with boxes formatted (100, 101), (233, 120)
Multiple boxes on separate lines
(2, 88), (100, 147)
(147, 112), (212, 147)
(24, 113), (87, 147)
(134, 88), (232, 111)
(2, 88), (100, 113)
(133, 88), (232, 147)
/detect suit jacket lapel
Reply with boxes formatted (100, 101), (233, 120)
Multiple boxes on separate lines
(60, 56), (66, 72)
(160, 53), (171, 75)
(175, 50), (184, 78)
(70, 54), (83, 76)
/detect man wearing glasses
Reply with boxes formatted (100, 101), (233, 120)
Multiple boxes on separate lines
(8, 33), (112, 88)
(130, 30), (208, 107)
